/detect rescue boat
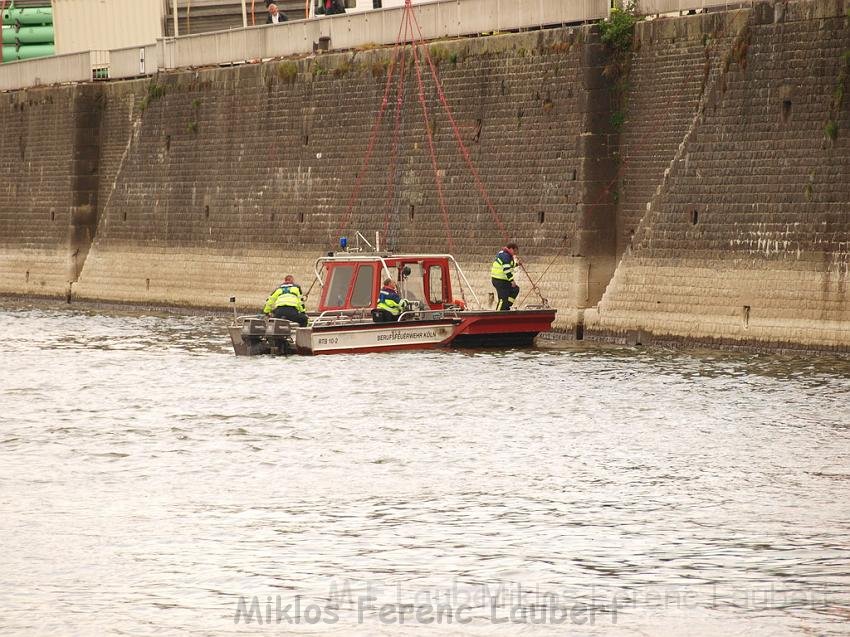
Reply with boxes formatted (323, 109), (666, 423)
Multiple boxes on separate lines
(229, 250), (556, 356)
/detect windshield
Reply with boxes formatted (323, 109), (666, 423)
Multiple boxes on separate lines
(398, 263), (425, 305)
(325, 265), (354, 308)
(350, 265), (375, 307)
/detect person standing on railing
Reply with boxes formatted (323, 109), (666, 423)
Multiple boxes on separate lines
(490, 242), (520, 311)
(266, 3), (289, 23)
(263, 275), (308, 326)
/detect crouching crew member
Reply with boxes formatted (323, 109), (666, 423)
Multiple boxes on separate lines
(373, 278), (405, 323)
(263, 275), (308, 327)
(490, 242), (520, 311)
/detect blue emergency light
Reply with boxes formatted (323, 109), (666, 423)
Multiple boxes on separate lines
(339, 236), (348, 250)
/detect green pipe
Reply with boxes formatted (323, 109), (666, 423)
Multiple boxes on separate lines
(2, 7), (53, 26)
(1, 43), (53, 61)
(18, 43), (53, 58)
(3, 25), (54, 44)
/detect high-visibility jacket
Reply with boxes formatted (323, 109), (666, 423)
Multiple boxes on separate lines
(377, 286), (403, 316)
(490, 249), (516, 282)
(263, 283), (305, 314)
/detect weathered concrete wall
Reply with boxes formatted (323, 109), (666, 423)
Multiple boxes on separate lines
(2, 0), (849, 350)
(0, 89), (75, 297)
(72, 27), (616, 321)
(615, 10), (743, 255)
(586, 0), (850, 349)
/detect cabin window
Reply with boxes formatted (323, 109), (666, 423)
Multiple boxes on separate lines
(326, 265), (354, 307)
(350, 265), (375, 307)
(399, 263), (425, 305)
(428, 266), (444, 304)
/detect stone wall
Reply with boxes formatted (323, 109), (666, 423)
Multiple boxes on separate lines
(586, 0), (850, 349)
(70, 28), (616, 320)
(0, 88), (76, 298)
(615, 10), (744, 256)
(2, 0), (849, 349)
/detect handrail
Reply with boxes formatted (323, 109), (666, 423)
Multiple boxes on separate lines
(310, 308), (373, 327)
(397, 309), (460, 322)
(0, 0), (770, 93)
(157, 0), (610, 71)
(446, 254), (481, 310)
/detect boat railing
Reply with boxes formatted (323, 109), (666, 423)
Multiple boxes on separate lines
(310, 308), (372, 327)
(397, 309), (460, 322)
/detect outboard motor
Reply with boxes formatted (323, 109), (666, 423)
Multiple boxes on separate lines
(265, 319), (294, 356)
(230, 317), (270, 356)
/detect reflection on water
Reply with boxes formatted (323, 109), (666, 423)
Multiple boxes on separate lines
(1, 300), (849, 636)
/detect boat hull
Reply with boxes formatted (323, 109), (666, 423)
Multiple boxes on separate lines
(453, 309), (556, 340)
(296, 320), (458, 354)
(289, 309), (556, 355)
(231, 309), (557, 356)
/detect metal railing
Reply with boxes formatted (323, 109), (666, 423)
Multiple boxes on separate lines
(0, 0), (759, 92)
(637, 0), (753, 14)
(0, 50), (92, 91)
(397, 309), (459, 322)
(110, 44), (159, 79)
(158, 0), (610, 70)
(0, 43), (158, 90)
(311, 309), (372, 326)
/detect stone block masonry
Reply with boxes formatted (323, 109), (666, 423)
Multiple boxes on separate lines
(586, 0), (850, 349)
(1, 0), (849, 350)
(0, 88), (76, 297)
(71, 27), (617, 319)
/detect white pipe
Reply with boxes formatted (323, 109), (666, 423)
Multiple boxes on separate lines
(241, 0), (248, 28)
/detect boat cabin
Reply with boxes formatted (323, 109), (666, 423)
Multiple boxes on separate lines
(316, 254), (461, 313)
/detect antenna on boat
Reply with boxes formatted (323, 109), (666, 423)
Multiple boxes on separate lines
(354, 231), (375, 252)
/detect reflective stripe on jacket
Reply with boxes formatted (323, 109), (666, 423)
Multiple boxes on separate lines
(377, 286), (402, 316)
(490, 249), (516, 281)
(263, 284), (304, 314)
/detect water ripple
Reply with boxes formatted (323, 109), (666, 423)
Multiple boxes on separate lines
(0, 300), (848, 636)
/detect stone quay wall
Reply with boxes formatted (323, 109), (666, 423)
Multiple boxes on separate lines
(586, 0), (850, 349)
(0, 0), (848, 350)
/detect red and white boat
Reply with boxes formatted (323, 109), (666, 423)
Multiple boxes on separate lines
(229, 250), (556, 356)
(229, 2), (559, 357)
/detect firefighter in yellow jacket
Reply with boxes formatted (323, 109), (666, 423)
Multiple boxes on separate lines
(263, 275), (308, 326)
(490, 242), (519, 311)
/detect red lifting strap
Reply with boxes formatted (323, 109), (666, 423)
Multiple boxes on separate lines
(336, 0), (546, 302)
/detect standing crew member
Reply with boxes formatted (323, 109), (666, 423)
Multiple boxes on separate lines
(373, 278), (406, 323)
(263, 275), (308, 326)
(490, 242), (520, 311)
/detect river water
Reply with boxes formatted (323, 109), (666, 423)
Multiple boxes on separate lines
(1, 300), (848, 636)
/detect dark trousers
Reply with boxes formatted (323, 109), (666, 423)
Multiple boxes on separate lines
(372, 309), (398, 323)
(492, 278), (518, 311)
(272, 305), (308, 327)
